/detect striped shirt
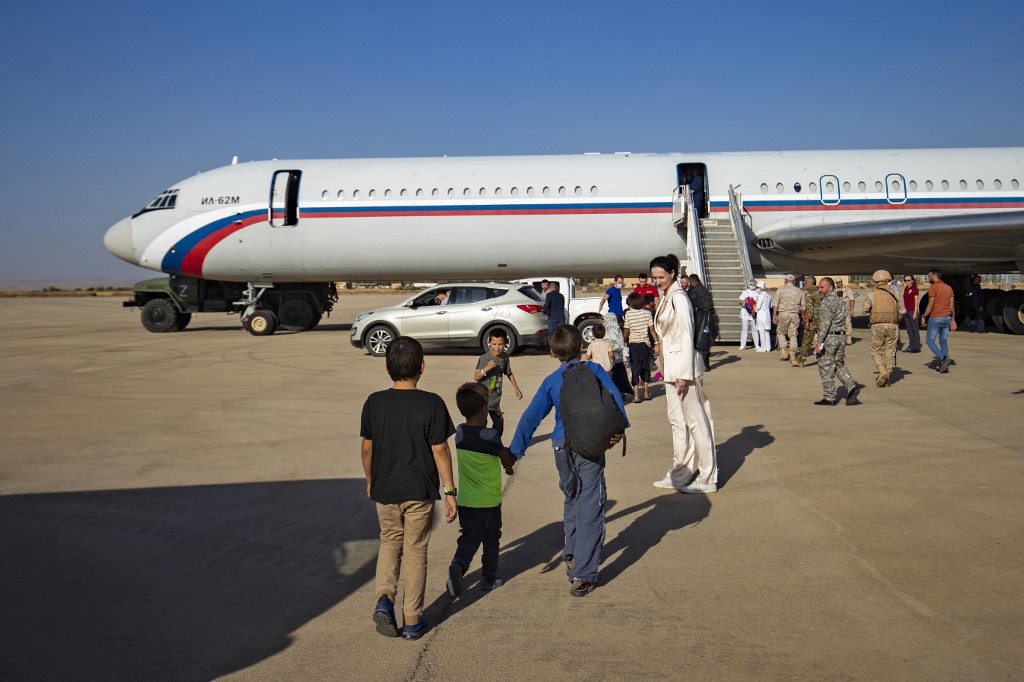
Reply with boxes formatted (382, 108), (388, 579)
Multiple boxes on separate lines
(623, 308), (653, 346)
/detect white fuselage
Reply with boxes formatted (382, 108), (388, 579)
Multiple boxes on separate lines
(104, 148), (1024, 281)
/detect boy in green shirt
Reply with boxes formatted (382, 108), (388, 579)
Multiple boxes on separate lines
(446, 383), (516, 596)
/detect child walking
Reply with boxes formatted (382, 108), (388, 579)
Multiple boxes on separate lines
(584, 324), (614, 372)
(508, 324), (629, 597)
(623, 292), (656, 403)
(474, 328), (523, 436)
(446, 383), (516, 597)
(360, 336), (458, 640)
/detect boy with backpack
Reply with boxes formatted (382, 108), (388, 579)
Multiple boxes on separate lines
(360, 336), (458, 640)
(446, 383), (516, 597)
(508, 324), (629, 597)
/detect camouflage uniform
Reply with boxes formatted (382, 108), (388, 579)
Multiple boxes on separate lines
(797, 287), (822, 366)
(816, 291), (857, 402)
(837, 285), (857, 343)
(863, 282), (907, 386)
(772, 282), (804, 364)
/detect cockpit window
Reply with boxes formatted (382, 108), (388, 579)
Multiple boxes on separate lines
(133, 189), (179, 217)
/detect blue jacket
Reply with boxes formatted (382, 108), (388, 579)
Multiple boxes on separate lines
(509, 360), (629, 458)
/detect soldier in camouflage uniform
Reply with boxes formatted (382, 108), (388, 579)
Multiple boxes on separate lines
(862, 269), (906, 387)
(772, 274), (804, 366)
(796, 276), (821, 367)
(814, 277), (862, 406)
(835, 279), (857, 344)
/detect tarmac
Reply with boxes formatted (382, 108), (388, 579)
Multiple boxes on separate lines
(1, 295), (1022, 681)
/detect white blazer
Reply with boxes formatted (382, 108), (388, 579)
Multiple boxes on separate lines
(655, 282), (705, 381)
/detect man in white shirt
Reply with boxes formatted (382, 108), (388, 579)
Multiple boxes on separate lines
(738, 278), (759, 350)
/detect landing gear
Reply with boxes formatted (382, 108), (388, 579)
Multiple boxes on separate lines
(1002, 290), (1024, 335)
(245, 310), (278, 336)
(279, 298), (316, 330)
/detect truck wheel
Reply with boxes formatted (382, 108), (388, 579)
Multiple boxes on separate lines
(245, 311), (278, 336)
(174, 313), (192, 331)
(577, 318), (601, 347)
(365, 324), (396, 357)
(279, 299), (315, 330)
(141, 298), (179, 333)
(484, 324), (518, 355)
(1001, 290), (1024, 335)
(304, 311), (323, 330)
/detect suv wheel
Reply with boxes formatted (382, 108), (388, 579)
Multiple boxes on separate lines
(365, 324), (396, 357)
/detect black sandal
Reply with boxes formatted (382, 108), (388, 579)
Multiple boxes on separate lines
(569, 579), (595, 597)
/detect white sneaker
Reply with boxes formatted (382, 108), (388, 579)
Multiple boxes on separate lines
(681, 481), (718, 494)
(652, 476), (678, 489)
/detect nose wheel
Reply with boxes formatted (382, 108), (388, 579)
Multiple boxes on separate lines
(244, 310), (278, 336)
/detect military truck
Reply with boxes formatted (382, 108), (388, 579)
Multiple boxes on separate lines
(124, 276), (337, 335)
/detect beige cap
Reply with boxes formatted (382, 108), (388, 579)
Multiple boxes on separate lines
(785, 274), (796, 281)
(872, 269), (892, 282)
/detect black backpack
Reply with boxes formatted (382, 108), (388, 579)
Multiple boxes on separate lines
(559, 362), (627, 459)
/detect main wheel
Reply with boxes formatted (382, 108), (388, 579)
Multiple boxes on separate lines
(1001, 290), (1024, 335)
(577, 318), (602, 347)
(141, 298), (179, 333)
(304, 311), (323, 330)
(365, 324), (396, 357)
(174, 313), (192, 331)
(278, 298), (316, 330)
(245, 310), (278, 336)
(484, 324), (519, 355)
(987, 293), (1007, 333)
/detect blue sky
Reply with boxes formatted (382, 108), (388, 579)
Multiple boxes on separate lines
(1, 0), (1022, 282)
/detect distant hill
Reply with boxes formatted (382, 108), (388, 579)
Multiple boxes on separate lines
(0, 279), (138, 292)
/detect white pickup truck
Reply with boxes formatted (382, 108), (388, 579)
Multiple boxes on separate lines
(513, 277), (608, 345)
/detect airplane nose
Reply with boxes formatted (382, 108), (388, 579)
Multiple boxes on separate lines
(103, 217), (136, 263)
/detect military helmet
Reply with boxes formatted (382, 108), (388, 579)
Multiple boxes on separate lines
(872, 269), (892, 283)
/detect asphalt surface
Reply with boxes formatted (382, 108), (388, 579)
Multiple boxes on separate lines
(1, 295), (1022, 681)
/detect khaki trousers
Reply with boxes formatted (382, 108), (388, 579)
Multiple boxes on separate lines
(375, 500), (434, 621)
(664, 378), (717, 486)
(777, 312), (799, 355)
(870, 323), (899, 375)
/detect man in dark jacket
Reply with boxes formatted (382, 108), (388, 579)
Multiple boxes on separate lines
(543, 281), (567, 333)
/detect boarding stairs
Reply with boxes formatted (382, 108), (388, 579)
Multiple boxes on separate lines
(673, 185), (754, 343)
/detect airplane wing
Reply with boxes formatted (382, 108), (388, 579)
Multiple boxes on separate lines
(752, 210), (1024, 273)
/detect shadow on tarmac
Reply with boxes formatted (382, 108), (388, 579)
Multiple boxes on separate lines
(717, 424), (774, 489)
(0, 479), (377, 680)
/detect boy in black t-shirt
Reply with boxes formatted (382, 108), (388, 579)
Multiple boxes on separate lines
(360, 336), (458, 641)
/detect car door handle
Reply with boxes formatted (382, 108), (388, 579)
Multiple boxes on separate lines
(436, 311), (447, 315)
(481, 307), (493, 311)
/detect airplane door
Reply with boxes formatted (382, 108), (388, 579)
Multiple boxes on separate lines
(885, 173), (907, 204)
(820, 174), (841, 205)
(402, 288), (450, 341)
(269, 170), (301, 226)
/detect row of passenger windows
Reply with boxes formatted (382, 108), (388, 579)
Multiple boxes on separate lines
(319, 185), (600, 200)
(759, 178), (1022, 194)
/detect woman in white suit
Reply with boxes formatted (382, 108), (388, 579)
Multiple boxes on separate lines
(650, 254), (718, 494)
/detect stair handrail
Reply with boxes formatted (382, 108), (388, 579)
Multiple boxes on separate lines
(683, 186), (706, 283)
(727, 185), (754, 285)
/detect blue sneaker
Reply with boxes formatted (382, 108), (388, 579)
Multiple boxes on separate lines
(373, 596), (398, 637)
(401, 620), (428, 640)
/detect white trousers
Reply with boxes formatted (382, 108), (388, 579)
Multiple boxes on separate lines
(740, 316), (755, 349)
(664, 378), (717, 486)
(755, 321), (771, 350)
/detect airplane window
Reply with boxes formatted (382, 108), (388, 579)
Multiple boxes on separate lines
(527, 187), (535, 197)
(384, 189), (392, 199)
(321, 190), (329, 200)
(858, 181), (866, 192)
(464, 188), (472, 198)
(134, 188), (179, 216)
(909, 181), (917, 191)
(543, 187), (551, 197)
(495, 187), (503, 196)
(575, 186), (583, 196)
(891, 180), (901, 191)
(432, 188), (439, 197)
(976, 180), (984, 190)
(994, 179), (1002, 190)
(511, 187), (519, 197)
(448, 188), (455, 197)
(400, 189), (408, 198)
(843, 181), (851, 192)
(353, 190), (361, 199)
(793, 182), (802, 193)
(809, 182), (817, 193)
(416, 189), (424, 197)
(941, 180), (949, 190)
(776, 183), (784, 193)
(826, 181), (835, 192)
(590, 186), (599, 195)
(369, 189), (377, 199)
(925, 180), (933, 191)
(337, 190), (345, 199)
(1012, 179), (1020, 190)
(875, 181), (883, 192)
(959, 180), (968, 190)
(480, 187), (487, 197)
(760, 183), (769, 193)
(559, 186), (566, 197)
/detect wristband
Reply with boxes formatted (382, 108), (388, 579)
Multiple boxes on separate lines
(443, 487), (457, 496)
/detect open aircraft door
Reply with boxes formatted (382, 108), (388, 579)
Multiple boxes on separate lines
(269, 170), (302, 227)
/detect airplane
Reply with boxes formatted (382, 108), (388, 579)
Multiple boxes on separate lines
(104, 147), (1024, 336)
